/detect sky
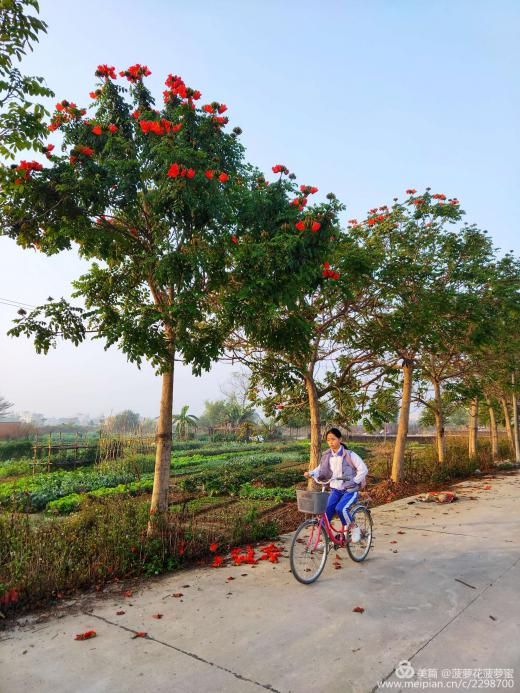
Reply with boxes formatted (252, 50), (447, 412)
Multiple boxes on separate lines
(1, 0), (519, 419)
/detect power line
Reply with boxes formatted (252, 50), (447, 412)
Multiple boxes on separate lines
(0, 296), (36, 308)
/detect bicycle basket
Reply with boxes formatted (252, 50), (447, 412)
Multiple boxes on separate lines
(296, 490), (329, 514)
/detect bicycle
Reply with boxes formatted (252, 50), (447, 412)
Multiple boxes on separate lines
(289, 477), (373, 584)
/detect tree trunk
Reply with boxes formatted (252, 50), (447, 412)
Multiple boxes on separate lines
(391, 359), (413, 483)
(432, 378), (445, 464)
(468, 397), (478, 460)
(500, 397), (514, 454)
(304, 373), (321, 474)
(486, 398), (498, 461)
(512, 372), (520, 463)
(149, 348), (175, 528)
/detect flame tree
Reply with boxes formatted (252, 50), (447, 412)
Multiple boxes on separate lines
(0, 64), (339, 523)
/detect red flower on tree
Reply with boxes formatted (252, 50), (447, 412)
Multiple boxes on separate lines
(167, 163), (180, 178)
(231, 235), (238, 244)
(300, 185), (318, 195)
(16, 160), (43, 172)
(218, 172), (229, 182)
(78, 146), (94, 157)
(406, 188), (416, 194)
(218, 104), (228, 114)
(311, 221), (321, 232)
(108, 124), (118, 134)
(95, 64), (117, 80)
(119, 64), (151, 83)
(202, 104), (215, 114)
(295, 220), (305, 231)
(186, 168), (196, 179)
(272, 164), (289, 175)
(91, 125), (102, 135)
(205, 169), (214, 179)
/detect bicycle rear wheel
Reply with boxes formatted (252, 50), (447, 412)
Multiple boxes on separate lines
(290, 518), (329, 584)
(346, 505), (372, 562)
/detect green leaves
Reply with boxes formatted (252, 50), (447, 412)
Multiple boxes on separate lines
(0, 1), (53, 157)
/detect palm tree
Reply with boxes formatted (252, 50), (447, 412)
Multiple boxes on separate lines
(172, 405), (199, 441)
(224, 398), (258, 431)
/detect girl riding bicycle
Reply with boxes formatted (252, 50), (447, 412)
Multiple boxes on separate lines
(304, 427), (368, 536)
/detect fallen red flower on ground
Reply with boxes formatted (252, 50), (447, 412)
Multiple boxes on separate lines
(75, 630), (96, 640)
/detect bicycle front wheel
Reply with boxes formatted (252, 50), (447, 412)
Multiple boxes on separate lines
(290, 518), (329, 584)
(346, 505), (373, 562)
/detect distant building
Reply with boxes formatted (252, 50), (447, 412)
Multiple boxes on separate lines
(0, 421), (29, 439)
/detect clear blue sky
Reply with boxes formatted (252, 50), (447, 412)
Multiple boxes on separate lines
(1, 0), (519, 418)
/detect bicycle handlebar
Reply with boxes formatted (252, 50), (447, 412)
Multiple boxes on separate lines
(310, 476), (348, 485)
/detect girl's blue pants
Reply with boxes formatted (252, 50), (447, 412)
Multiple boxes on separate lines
(325, 488), (359, 526)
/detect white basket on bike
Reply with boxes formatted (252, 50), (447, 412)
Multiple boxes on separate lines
(296, 490), (329, 514)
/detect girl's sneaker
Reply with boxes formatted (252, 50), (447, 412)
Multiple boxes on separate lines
(350, 526), (361, 543)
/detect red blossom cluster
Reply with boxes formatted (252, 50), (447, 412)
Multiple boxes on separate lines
(17, 160), (43, 172)
(322, 262), (340, 280)
(42, 144), (55, 158)
(450, 198), (460, 205)
(119, 64), (152, 82)
(96, 64), (117, 80)
(406, 188), (417, 194)
(291, 197), (307, 209)
(48, 100), (86, 131)
(163, 74), (201, 106)
(272, 164), (289, 175)
(212, 115), (228, 126)
(139, 119), (182, 135)
(89, 89), (101, 99)
(411, 198), (425, 206)
(295, 219), (321, 232)
(231, 235), (238, 244)
(0, 588), (18, 607)
(367, 212), (390, 226)
(300, 185), (318, 195)
(202, 103), (227, 114)
(77, 145), (94, 157)
(166, 163), (196, 178)
(432, 193), (446, 200)
(347, 218), (359, 226)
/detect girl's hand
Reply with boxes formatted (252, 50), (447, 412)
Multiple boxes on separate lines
(303, 471), (310, 478)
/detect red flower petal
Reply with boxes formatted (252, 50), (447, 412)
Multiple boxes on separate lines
(74, 630), (97, 640)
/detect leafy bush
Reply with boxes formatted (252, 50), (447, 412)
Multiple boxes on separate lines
(229, 506), (279, 544)
(0, 440), (33, 461)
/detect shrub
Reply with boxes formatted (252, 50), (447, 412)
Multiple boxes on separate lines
(0, 440), (33, 461)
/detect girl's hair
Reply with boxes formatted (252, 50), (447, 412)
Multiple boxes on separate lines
(325, 427), (342, 439)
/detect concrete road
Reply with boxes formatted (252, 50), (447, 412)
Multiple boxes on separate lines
(1, 473), (519, 693)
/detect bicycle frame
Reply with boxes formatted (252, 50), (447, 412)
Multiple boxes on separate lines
(307, 507), (357, 550)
